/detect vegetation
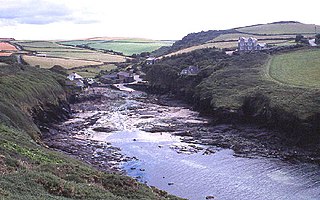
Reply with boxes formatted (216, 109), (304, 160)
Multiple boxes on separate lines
(268, 48), (320, 88)
(59, 39), (174, 56)
(235, 22), (320, 35)
(158, 21), (319, 57)
(22, 55), (102, 69)
(69, 64), (117, 78)
(144, 47), (320, 144)
(0, 61), (182, 199)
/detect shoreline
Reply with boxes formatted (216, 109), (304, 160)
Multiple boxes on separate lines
(41, 86), (320, 178)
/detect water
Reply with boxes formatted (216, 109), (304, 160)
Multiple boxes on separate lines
(80, 90), (320, 200)
(93, 130), (320, 200)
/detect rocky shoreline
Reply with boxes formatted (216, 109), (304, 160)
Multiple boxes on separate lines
(39, 86), (320, 178)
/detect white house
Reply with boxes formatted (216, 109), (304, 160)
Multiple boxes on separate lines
(238, 37), (267, 52)
(67, 73), (84, 88)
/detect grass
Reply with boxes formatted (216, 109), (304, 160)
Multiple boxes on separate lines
(268, 48), (320, 88)
(236, 22), (320, 35)
(15, 40), (127, 67)
(22, 56), (102, 69)
(60, 40), (174, 56)
(15, 41), (67, 49)
(210, 33), (294, 42)
(69, 64), (117, 78)
(39, 51), (126, 63)
(146, 48), (320, 123)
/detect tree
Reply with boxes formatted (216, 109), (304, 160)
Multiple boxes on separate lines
(315, 34), (320, 44)
(295, 34), (304, 43)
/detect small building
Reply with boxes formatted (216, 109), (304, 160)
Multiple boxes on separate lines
(117, 71), (134, 83)
(67, 72), (83, 81)
(146, 57), (157, 65)
(238, 37), (267, 52)
(67, 72), (84, 89)
(180, 66), (200, 76)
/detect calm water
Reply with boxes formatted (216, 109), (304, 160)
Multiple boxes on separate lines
(83, 91), (320, 200)
(89, 129), (320, 200)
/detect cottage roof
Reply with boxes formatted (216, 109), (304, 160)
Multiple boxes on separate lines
(67, 72), (83, 80)
(239, 37), (258, 42)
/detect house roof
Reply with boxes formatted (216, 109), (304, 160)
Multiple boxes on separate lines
(238, 37), (258, 42)
(67, 72), (83, 80)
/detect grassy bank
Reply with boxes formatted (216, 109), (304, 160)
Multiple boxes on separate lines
(143, 47), (320, 144)
(0, 60), (181, 199)
(268, 48), (320, 88)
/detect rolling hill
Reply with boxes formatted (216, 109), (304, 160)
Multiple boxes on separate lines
(158, 21), (319, 57)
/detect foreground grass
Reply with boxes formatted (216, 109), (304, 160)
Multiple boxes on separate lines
(268, 48), (320, 88)
(0, 62), (182, 200)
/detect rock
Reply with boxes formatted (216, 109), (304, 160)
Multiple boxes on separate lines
(168, 182), (174, 186)
(92, 127), (116, 132)
(139, 168), (145, 171)
(206, 196), (215, 199)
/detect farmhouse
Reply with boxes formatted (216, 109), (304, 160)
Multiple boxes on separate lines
(238, 37), (267, 52)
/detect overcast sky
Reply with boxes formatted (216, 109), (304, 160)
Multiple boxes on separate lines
(0, 0), (318, 40)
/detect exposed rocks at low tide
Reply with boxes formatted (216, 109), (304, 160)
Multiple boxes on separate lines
(42, 87), (320, 176)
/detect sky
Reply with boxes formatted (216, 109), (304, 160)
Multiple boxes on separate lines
(0, 0), (319, 40)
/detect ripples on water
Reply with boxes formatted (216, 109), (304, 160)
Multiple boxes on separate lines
(87, 93), (320, 200)
(93, 130), (320, 200)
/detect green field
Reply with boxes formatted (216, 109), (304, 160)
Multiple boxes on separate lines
(60, 40), (174, 56)
(69, 64), (117, 78)
(268, 48), (320, 88)
(13, 40), (128, 78)
(15, 41), (127, 63)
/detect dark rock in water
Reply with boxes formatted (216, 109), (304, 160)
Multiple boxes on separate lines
(93, 127), (117, 132)
(206, 196), (215, 199)
(168, 182), (174, 186)
(140, 168), (145, 171)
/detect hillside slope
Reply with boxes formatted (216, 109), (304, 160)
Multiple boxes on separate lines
(0, 58), (181, 200)
(143, 48), (320, 146)
(158, 21), (318, 56)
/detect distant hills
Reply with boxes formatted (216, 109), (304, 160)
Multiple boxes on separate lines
(157, 21), (320, 57)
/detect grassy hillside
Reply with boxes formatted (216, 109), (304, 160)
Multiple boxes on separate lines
(144, 47), (320, 143)
(268, 48), (320, 88)
(0, 60), (181, 199)
(59, 39), (174, 56)
(159, 21), (319, 57)
(14, 41), (126, 78)
(236, 22), (320, 35)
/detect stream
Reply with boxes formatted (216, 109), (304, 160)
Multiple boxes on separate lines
(50, 87), (320, 200)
